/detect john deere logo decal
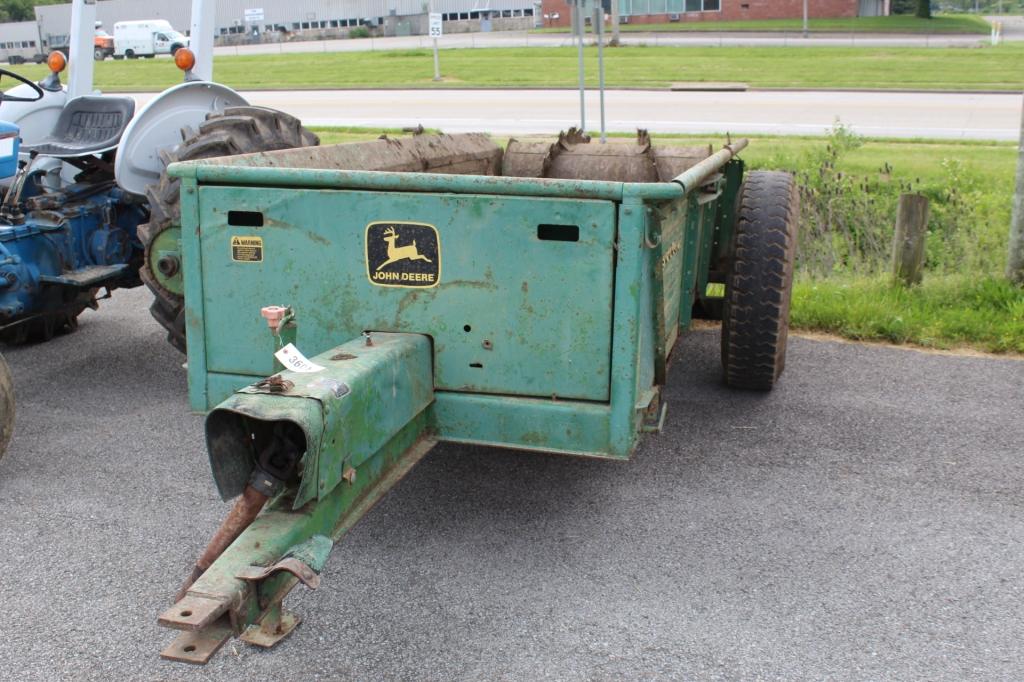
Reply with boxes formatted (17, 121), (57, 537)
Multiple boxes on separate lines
(366, 222), (441, 288)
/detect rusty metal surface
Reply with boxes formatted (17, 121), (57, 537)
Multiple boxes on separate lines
(190, 132), (503, 176)
(158, 594), (231, 632)
(175, 485), (269, 600)
(503, 129), (703, 185)
(673, 139), (750, 193)
(159, 615), (233, 665)
(237, 557), (321, 590)
(501, 138), (560, 178)
(653, 144), (714, 182)
(239, 609), (302, 649)
(547, 129), (658, 183)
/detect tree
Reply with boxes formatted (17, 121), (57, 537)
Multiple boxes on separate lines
(916, 0), (932, 18)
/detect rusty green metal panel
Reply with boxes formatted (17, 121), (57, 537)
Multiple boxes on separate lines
(194, 187), (616, 403)
(173, 149), (745, 462)
(205, 333), (433, 509)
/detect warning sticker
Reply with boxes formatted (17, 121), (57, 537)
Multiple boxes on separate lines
(365, 222), (441, 288)
(231, 235), (263, 262)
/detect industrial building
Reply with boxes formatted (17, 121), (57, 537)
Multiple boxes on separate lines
(0, 21), (45, 64)
(30, 0), (540, 51)
(541, 0), (889, 28)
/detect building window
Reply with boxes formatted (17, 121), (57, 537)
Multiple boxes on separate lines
(685, 0), (719, 10)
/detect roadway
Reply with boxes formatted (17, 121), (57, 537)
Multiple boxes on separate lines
(130, 88), (1022, 141)
(1, 287), (1022, 679)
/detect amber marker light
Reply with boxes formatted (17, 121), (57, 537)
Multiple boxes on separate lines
(174, 47), (196, 72)
(47, 51), (66, 74)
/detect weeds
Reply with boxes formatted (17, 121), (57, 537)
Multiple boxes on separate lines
(784, 122), (1007, 278)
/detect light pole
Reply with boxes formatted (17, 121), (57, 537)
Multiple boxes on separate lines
(803, 0), (809, 38)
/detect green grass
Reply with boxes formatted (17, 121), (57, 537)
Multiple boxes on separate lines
(792, 275), (1024, 354)
(5, 43), (1022, 91)
(536, 14), (991, 34)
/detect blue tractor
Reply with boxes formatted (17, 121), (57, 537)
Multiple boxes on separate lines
(0, 0), (319, 461)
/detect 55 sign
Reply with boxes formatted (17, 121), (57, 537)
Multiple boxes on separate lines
(429, 13), (442, 81)
(429, 13), (443, 38)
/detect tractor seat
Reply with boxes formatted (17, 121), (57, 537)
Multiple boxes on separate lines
(23, 96), (135, 158)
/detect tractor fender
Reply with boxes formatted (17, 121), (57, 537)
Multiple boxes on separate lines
(114, 81), (248, 196)
(0, 84), (67, 150)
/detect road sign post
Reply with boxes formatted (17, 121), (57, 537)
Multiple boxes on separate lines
(429, 13), (443, 82)
(575, 0), (585, 133)
(1009, 95), (1024, 285)
(595, 6), (606, 143)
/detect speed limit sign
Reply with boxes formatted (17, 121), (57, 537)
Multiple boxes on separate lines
(429, 13), (443, 38)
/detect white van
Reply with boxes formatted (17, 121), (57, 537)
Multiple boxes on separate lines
(113, 20), (188, 59)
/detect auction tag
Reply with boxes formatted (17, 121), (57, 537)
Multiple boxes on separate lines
(274, 343), (324, 373)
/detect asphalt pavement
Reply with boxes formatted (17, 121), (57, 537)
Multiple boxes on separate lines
(0, 287), (1022, 680)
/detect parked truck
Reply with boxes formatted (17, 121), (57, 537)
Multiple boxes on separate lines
(113, 19), (188, 59)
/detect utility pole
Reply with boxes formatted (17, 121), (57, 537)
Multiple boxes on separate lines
(594, 5), (606, 142)
(1009, 94), (1024, 285)
(575, 0), (586, 133)
(611, 0), (620, 45)
(803, 0), (809, 38)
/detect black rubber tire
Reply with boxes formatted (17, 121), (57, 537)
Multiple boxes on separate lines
(93, 48), (105, 61)
(0, 353), (13, 461)
(139, 106), (319, 353)
(125, 50), (135, 59)
(170, 44), (183, 56)
(720, 171), (799, 391)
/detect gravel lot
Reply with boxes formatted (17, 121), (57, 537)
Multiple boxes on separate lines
(0, 287), (1022, 681)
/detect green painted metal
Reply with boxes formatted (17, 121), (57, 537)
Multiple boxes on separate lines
(149, 226), (184, 296)
(707, 158), (746, 288)
(161, 411), (436, 661)
(206, 333), (434, 509)
(173, 141), (747, 462)
(677, 193), (704, 331)
(193, 187), (616, 403)
(162, 137), (751, 663)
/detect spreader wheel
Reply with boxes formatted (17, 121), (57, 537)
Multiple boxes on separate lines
(0, 353), (13, 460)
(720, 171), (799, 391)
(139, 106), (319, 353)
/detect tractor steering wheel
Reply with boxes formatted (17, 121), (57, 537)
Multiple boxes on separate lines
(0, 68), (45, 103)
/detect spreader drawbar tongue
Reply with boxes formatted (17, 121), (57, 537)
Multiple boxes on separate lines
(159, 327), (436, 664)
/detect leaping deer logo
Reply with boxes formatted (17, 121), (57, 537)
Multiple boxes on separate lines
(376, 226), (433, 271)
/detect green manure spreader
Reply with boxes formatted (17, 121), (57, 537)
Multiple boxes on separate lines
(158, 130), (798, 664)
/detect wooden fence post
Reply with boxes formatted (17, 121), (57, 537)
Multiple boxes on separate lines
(891, 193), (930, 286)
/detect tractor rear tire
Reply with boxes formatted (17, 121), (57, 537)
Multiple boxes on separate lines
(720, 171), (799, 391)
(0, 353), (13, 461)
(139, 106), (319, 353)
